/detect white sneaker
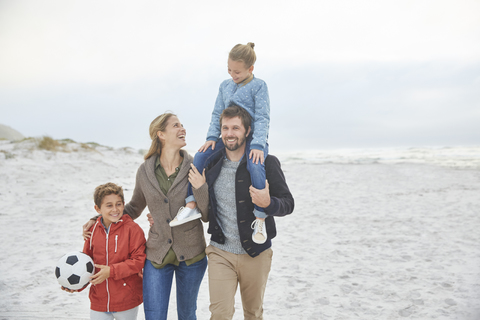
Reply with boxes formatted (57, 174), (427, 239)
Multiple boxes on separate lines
(169, 207), (201, 227)
(251, 219), (267, 244)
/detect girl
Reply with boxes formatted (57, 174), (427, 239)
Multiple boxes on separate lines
(172, 42), (271, 245)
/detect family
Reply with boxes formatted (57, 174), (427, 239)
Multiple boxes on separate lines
(63, 43), (295, 320)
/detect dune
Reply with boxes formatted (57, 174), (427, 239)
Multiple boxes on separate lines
(0, 124), (25, 141)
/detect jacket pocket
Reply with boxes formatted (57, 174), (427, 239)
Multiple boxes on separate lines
(120, 276), (143, 305)
(184, 222), (205, 244)
(146, 229), (160, 249)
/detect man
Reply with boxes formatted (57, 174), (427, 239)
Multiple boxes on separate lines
(195, 105), (294, 319)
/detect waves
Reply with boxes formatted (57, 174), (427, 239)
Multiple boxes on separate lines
(276, 146), (480, 169)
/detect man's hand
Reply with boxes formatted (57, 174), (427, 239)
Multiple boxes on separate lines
(249, 180), (271, 208)
(198, 140), (216, 153)
(188, 164), (206, 190)
(83, 219), (96, 240)
(90, 264), (110, 285)
(249, 149), (264, 165)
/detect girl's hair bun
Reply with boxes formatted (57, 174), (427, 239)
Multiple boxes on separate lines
(229, 42), (257, 67)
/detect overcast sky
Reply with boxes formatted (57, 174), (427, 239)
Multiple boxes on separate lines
(1, 0), (479, 152)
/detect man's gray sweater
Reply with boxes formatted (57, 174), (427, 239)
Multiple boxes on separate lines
(210, 158), (247, 254)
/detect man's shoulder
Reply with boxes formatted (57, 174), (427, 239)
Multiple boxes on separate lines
(205, 151), (226, 172)
(265, 154), (280, 166)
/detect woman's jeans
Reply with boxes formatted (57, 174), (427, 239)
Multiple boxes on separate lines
(143, 256), (207, 320)
(186, 137), (268, 218)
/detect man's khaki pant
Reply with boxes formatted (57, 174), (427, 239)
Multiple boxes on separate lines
(205, 245), (273, 320)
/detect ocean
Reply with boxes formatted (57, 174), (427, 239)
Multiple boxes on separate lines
(275, 146), (480, 169)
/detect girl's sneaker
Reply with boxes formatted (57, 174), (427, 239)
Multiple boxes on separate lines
(251, 219), (267, 244)
(170, 207), (201, 227)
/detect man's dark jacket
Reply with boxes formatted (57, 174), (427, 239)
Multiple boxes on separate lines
(203, 150), (294, 257)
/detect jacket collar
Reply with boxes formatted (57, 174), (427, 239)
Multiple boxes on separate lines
(90, 215), (129, 250)
(145, 149), (192, 196)
(96, 214), (130, 230)
(218, 147), (247, 165)
(207, 148), (247, 181)
(238, 74), (254, 87)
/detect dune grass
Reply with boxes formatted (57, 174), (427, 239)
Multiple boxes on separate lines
(36, 136), (66, 151)
(29, 136), (128, 154)
(34, 136), (96, 152)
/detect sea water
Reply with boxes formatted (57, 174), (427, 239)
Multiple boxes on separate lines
(275, 146), (480, 169)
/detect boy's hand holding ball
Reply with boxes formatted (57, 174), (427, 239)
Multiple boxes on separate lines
(90, 265), (110, 285)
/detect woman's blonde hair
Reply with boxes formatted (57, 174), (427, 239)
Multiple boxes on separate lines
(144, 112), (176, 160)
(229, 42), (256, 68)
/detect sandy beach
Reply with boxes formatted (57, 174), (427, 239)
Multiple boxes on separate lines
(0, 140), (479, 319)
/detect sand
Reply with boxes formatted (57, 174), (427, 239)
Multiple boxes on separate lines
(0, 140), (479, 319)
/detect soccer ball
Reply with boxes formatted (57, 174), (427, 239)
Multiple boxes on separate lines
(55, 251), (95, 290)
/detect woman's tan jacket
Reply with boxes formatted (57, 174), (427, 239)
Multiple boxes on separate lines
(124, 150), (209, 264)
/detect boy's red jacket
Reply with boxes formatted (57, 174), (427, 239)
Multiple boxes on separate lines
(83, 214), (146, 312)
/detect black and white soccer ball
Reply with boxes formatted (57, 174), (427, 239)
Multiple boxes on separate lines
(55, 251), (95, 290)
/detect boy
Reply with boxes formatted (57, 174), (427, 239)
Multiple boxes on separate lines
(62, 182), (146, 320)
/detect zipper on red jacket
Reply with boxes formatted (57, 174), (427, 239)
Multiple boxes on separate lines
(103, 219), (122, 312)
(105, 231), (110, 312)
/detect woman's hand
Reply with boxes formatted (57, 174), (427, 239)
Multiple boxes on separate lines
(90, 264), (110, 285)
(198, 140), (216, 153)
(147, 213), (154, 227)
(82, 219), (96, 240)
(249, 149), (264, 165)
(188, 164), (206, 190)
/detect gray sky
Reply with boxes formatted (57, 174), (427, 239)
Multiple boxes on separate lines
(1, 0), (479, 152)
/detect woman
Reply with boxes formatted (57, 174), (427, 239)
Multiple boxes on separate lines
(84, 113), (209, 320)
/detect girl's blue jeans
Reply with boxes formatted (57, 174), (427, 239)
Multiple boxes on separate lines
(186, 137), (268, 219)
(143, 257), (207, 320)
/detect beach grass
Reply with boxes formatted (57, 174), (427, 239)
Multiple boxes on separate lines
(33, 136), (104, 153)
(37, 136), (66, 151)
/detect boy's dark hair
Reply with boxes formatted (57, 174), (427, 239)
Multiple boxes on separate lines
(219, 105), (252, 131)
(94, 182), (124, 208)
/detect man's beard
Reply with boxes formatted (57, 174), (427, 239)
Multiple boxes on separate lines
(223, 135), (246, 152)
